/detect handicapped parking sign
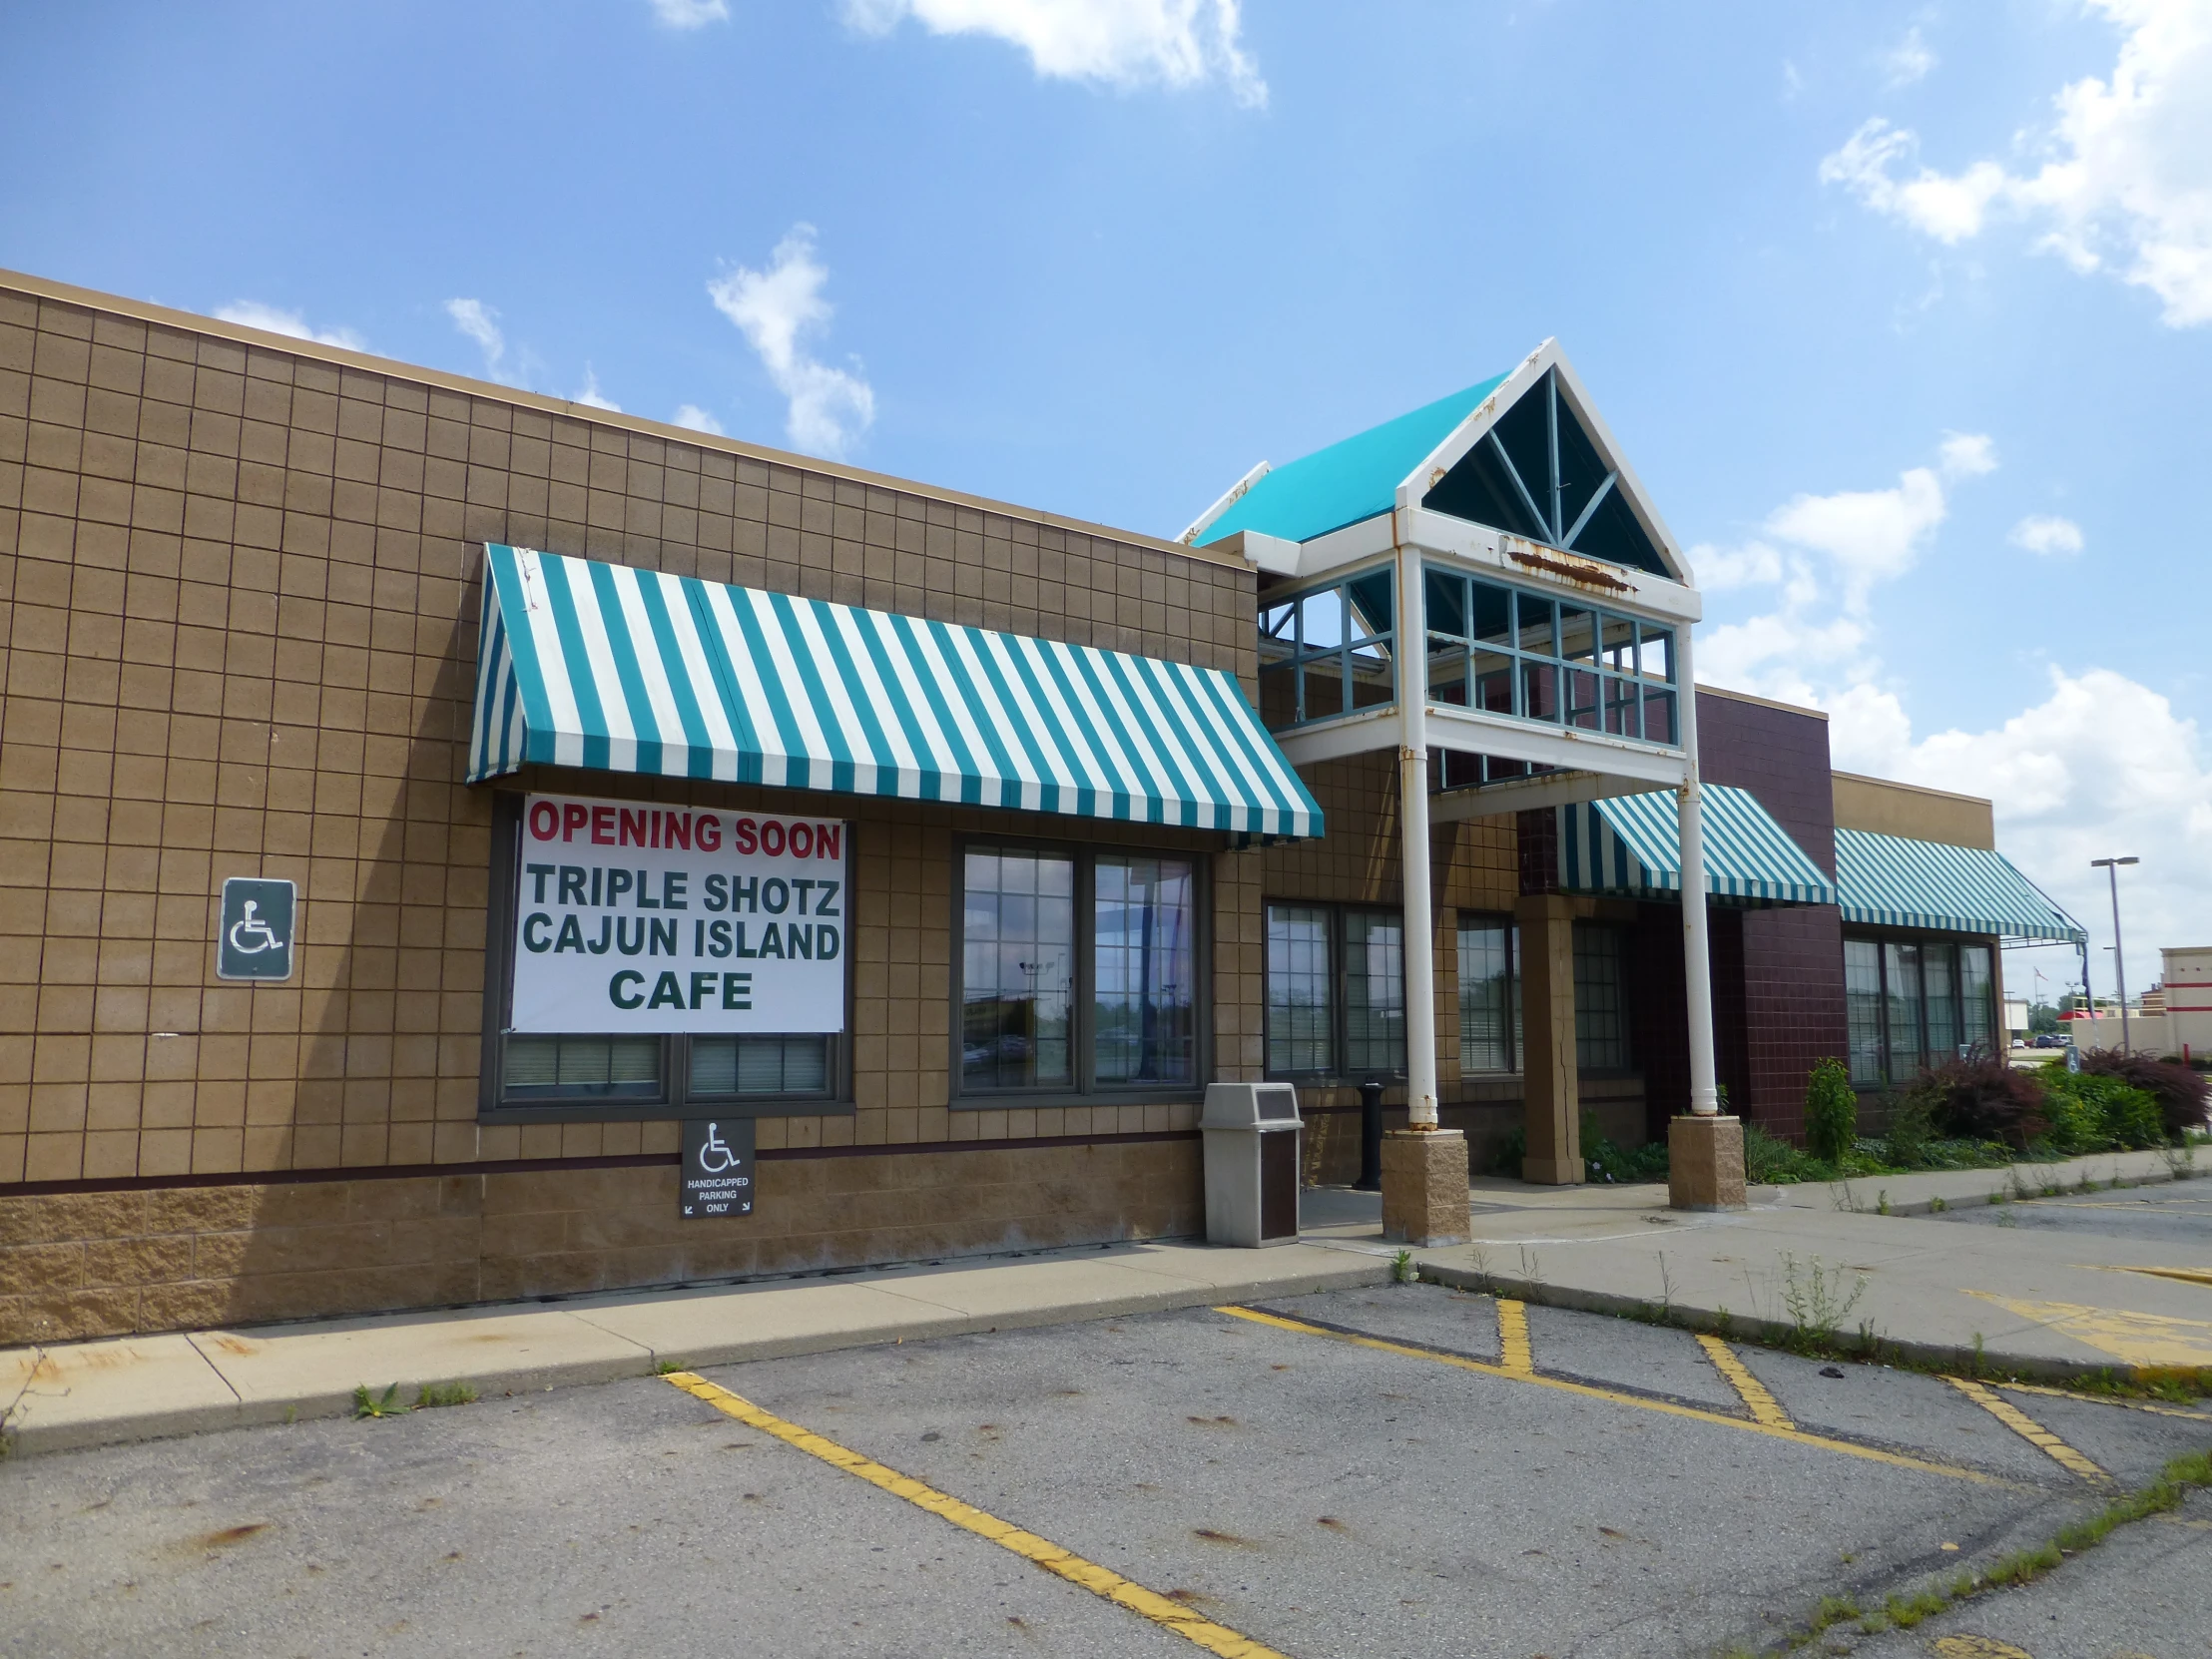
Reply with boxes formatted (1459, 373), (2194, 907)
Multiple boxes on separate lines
(218, 877), (296, 981)
(681, 1118), (756, 1219)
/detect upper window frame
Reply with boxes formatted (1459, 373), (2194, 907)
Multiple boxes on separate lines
(949, 834), (1213, 1108)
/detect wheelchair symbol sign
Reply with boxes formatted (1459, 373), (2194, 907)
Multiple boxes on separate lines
(681, 1118), (756, 1219)
(218, 878), (296, 980)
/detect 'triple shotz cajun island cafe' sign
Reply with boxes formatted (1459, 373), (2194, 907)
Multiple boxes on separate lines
(512, 794), (848, 1034)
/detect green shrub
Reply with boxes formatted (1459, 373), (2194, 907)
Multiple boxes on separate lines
(1881, 1089), (1934, 1168)
(1805, 1058), (1858, 1163)
(2042, 1067), (2162, 1151)
(1491, 1125), (1526, 1179)
(1743, 1123), (1835, 1185)
(2039, 1071), (2113, 1156)
(2081, 1051), (2209, 1138)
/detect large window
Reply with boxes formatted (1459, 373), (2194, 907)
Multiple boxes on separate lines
(1422, 567), (1677, 749)
(1456, 918), (1520, 1073)
(1572, 922), (1631, 1072)
(1845, 940), (1885, 1085)
(1264, 902), (1408, 1079)
(1848, 935), (1998, 1084)
(957, 845), (1202, 1099)
(1257, 569), (1395, 731)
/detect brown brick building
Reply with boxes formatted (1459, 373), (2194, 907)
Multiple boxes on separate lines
(0, 271), (2079, 1347)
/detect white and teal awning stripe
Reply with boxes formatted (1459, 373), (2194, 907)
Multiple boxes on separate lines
(1557, 785), (1838, 904)
(469, 544), (1323, 839)
(1834, 829), (2084, 942)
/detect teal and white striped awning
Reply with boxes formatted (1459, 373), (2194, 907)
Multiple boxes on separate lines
(1834, 829), (2084, 942)
(1557, 785), (1838, 904)
(470, 544), (1322, 839)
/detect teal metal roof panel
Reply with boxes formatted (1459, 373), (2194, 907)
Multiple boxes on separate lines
(1833, 829), (2086, 943)
(471, 544), (1324, 839)
(1200, 374), (1509, 547)
(1556, 785), (1839, 905)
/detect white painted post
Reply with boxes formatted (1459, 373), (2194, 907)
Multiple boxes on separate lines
(1674, 633), (1720, 1116)
(1397, 538), (1438, 1129)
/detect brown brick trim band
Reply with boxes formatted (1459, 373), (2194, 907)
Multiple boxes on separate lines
(0, 1130), (1202, 1200)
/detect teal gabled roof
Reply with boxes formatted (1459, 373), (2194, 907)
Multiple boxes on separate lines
(1198, 373), (1508, 547)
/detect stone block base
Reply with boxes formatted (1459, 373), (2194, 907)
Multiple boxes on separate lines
(1381, 1129), (1470, 1246)
(1668, 1115), (1747, 1211)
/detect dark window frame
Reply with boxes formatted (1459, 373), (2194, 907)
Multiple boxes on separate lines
(1262, 898), (1414, 1085)
(949, 835), (1213, 1108)
(1455, 911), (1521, 1075)
(1840, 926), (2002, 1087)
(477, 792), (855, 1124)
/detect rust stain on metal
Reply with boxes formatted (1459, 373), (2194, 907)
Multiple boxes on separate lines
(1505, 545), (1631, 593)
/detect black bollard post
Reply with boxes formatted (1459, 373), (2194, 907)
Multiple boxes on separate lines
(1354, 1080), (1383, 1191)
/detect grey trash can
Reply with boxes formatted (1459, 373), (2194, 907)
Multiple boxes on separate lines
(1201, 1082), (1303, 1248)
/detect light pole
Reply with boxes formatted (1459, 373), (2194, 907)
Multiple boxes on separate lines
(2090, 856), (2139, 1054)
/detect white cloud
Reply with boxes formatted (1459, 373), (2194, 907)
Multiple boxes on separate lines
(573, 367), (621, 412)
(2010, 514), (2086, 555)
(1694, 433), (1995, 705)
(1937, 430), (1998, 478)
(672, 404), (726, 435)
(445, 297), (512, 382)
(1820, 0), (2212, 325)
(649, 0), (729, 25)
(845, 0), (1266, 107)
(708, 225), (876, 458)
(1883, 24), (1936, 88)
(1687, 538), (1784, 591)
(213, 300), (365, 351)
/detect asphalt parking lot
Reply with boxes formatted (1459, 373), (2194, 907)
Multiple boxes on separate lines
(1935, 1181), (2212, 1248)
(7, 1282), (2208, 1659)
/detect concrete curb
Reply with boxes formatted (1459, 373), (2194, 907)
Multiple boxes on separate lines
(1, 1253), (1388, 1458)
(1413, 1264), (2149, 1385)
(1810, 1163), (2180, 1219)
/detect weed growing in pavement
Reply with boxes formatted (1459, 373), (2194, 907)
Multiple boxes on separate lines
(1744, 1447), (2212, 1653)
(1968, 1333), (1987, 1377)
(1929, 1195), (1947, 1212)
(1777, 1254), (1868, 1353)
(2159, 1141), (2200, 1180)
(1516, 1245), (1545, 1286)
(415, 1382), (477, 1408)
(1876, 1190), (1891, 1216)
(1993, 1205), (2019, 1227)
(1389, 1249), (1416, 1285)
(653, 1360), (684, 1376)
(351, 1383), (404, 1419)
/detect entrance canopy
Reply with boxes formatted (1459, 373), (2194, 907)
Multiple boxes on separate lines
(470, 544), (1322, 840)
(1834, 829), (2085, 942)
(1557, 786), (1838, 905)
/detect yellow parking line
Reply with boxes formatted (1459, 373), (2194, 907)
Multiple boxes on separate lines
(1942, 1377), (2109, 1481)
(1695, 1334), (1796, 1428)
(1496, 1298), (1533, 1374)
(661, 1373), (1289, 1659)
(1218, 1307), (2016, 1487)
(1998, 1381), (2212, 1423)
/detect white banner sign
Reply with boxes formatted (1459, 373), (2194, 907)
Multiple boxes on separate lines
(510, 794), (848, 1034)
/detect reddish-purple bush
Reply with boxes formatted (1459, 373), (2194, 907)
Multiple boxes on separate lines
(1906, 1057), (2050, 1147)
(2080, 1050), (2209, 1138)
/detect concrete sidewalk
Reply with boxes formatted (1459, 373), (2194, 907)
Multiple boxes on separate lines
(6, 1146), (2205, 1459)
(0, 1238), (1385, 1457)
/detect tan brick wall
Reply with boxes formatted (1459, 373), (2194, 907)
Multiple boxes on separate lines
(0, 1138), (1200, 1344)
(0, 278), (1258, 1190)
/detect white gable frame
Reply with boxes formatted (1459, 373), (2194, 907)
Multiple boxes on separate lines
(1390, 338), (1692, 585)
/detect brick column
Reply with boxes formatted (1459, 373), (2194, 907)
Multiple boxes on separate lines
(1515, 892), (1582, 1184)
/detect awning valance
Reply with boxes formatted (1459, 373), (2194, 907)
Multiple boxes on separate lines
(1557, 785), (1838, 905)
(1833, 829), (2085, 943)
(470, 544), (1323, 839)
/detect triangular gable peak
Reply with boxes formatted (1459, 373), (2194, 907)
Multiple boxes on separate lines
(1398, 340), (1688, 583)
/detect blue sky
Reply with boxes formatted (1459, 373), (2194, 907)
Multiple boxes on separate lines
(6, 0), (2208, 1000)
